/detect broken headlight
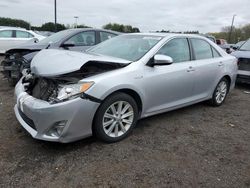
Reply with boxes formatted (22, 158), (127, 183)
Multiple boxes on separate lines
(57, 82), (94, 101)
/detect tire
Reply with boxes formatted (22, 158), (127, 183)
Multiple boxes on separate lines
(209, 77), (229, 106)
(93, 92), (138, 143)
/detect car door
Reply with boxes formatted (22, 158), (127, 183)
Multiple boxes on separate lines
(63, 31), (96, 51)
(190, 38), (224, 99)
(143, 37), (196, 114)
(14, 30), (35, 45)
(0, 30), (15, 53)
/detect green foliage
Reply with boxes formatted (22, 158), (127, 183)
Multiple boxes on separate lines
(31, 22), (66, 32)
(40, 22), (66, 32)
(183, 31), (199, 34)
(75, 24), (91, 28)
(0, 17), (30, 29)
(209, 23), (250, 43)
(103, 23), (140, 33)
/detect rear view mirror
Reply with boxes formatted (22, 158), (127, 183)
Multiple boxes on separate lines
(153, 54), (173, 66)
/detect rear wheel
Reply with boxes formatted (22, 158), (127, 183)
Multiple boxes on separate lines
(93, 92), (138, 143)
(209, 77), (229, 106)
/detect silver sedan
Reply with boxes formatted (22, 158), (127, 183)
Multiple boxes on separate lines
(14, 33), (238, 143)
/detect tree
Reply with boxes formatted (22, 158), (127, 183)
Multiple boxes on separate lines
(40, 22), (66, 32)
(0, 17), (30, 29)
(103, 23), (140, 33)
(209, 23), (250, 43)
(76, 24), (91, 28)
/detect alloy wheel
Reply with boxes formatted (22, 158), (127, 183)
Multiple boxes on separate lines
(215, 80), (228, 104)
(102, 101), (134, 138)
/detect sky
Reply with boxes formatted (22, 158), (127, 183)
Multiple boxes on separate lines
(0, 0), (250, 33)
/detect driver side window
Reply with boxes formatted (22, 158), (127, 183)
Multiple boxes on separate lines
(65, 31), (95, 46)
(157, 38), (190, 63)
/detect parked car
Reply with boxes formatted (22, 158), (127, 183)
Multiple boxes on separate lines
(34, 31), (55, 37)
(231, 39), (250, 84)
(0, 28), (119, 85)
(216, 39), (234, 54)
(216, 39), (227, 46)
(14, 33), (237, 143)
(200, 34), (216, 43)
(0, 27), (45, 54)
(231, 41), (245, 50)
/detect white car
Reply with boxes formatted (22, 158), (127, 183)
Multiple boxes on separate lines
(0, 27), (45, 54)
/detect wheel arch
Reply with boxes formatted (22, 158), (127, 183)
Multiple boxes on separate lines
(99, 88), (143, 115)
(222, 75), (232, 90)
(91, 88), (143, 136)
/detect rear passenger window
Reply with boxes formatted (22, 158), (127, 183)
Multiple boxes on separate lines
(157, 38), (190, 63)
(100, 32), (116, 42)
(16, 31), (33, 38)
(66, 31), (95, 46)
(191, 39), (213, 60)
(0, 30), (13, 38)
(211, 47), (221, 58)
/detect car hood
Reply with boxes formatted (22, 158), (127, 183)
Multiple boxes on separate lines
(231, 50), (250, 59)
(31, 49), (131, 77)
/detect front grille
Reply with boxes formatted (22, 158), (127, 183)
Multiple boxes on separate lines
(18, 108), (37, 130)
(238, 58), (250, 71)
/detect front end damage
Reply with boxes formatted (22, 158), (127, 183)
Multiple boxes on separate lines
(0, 51), (38, 85)
(14, 51), (129, 142)
(22, 61), (126, 103)
(14, 78), (100, 143)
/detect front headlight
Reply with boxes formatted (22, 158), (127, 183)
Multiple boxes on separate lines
(57, 82), (94, 101)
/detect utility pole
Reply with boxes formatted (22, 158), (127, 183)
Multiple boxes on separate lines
(54, 0), (57, 32)
(228, 15), (236, 43)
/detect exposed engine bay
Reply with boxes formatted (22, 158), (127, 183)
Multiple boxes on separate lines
(22, 61), (127, 103)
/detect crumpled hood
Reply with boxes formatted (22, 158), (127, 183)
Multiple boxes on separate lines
(231, 50), (250, 59)
(31, 49), (131, 77)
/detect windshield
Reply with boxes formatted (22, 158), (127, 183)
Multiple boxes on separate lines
(88, 35), (162, 61)
(38, 29), (73, 45)
(239, 39), (250, 51)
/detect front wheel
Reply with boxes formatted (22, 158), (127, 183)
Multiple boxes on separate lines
(93, 92), (138, 143)
(209, 78), (229, 106)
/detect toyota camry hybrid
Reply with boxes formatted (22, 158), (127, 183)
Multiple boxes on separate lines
(14, 33), (238, 143)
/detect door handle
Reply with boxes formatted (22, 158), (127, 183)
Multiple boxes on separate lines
(218, 62), (224, 67)
(187, 66), (195, 72)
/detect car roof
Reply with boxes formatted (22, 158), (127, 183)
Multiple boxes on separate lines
(65, 28), (121, 35)
(0, 26), (28, 31)
(122, 32), (209, 39)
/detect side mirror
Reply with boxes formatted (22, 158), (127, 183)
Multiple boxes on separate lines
(153, 54), (173, 66)
(232, 46), (238, 50)
(33, 38), (39, 43)
(61, 41), (75, 49)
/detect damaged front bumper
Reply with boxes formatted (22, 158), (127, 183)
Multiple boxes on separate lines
(14, 78), (100, 143)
